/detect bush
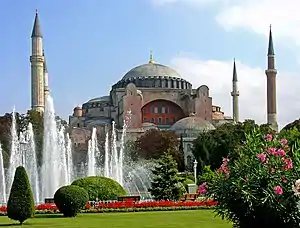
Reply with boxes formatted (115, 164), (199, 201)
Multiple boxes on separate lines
(54, 185), (88, 217)
(198, 165), (216, 185)
(209, 130), (300, 227)
(7, 166), (35, 224)
(71, 176), (126, 201)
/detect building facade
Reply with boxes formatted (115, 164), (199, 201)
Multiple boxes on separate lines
(29, 11), (278, 167)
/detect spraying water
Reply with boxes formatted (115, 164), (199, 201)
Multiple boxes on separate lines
(24, 123), (40, 203)
(7, 109), (21, 193)
(41, 94), (72, 199)
(0, 144), (6, 203)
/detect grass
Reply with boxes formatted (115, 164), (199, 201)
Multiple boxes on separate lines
(0, 210), (231, 228)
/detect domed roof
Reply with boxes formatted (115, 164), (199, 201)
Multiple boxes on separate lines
(87, 96), (110, 103)
(122, 55), (181, 80)
(170, 116), (215, 137)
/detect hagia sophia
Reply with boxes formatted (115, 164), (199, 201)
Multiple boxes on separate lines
(29, 11), (278, 168)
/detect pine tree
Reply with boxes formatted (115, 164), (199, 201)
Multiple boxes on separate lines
(149, 152), (182, 201)
(7, 166), (35, 224)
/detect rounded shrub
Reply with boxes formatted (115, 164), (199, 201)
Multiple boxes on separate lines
(54, 185), (89, 217)
(71, 176), (126, 201)
(7, 166), (35, 224)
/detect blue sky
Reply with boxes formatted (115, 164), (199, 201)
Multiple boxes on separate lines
(0, 0), (299, 127)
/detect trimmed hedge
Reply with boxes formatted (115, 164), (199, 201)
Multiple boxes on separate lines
(7, 166), (35, 224)
(54, 185), (89, 217)
(71, 176), (126, 201)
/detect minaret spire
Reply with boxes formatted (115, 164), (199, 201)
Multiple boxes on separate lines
(31, 9), (43, 38)
(30, 10), (45, 112)
(149, 51), (155, 64)
(265, 25), (278, 132)
(231, 58), (239, 123)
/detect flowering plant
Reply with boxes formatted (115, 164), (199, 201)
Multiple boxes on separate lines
(209, 129), (300, 228)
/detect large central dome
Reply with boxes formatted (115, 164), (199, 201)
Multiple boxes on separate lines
(122, 56), (181, 80)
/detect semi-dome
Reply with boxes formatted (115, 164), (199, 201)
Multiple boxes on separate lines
(170, 116), (215, 137)
(122, 55), (181, 80)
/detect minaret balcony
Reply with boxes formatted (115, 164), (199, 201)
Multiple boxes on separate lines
(30, 55), (44, 63)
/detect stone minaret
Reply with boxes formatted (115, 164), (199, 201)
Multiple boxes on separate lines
(265, 25), (278, 132)
(231, 59), (239, 123)
(43, 50), (50, 96)
(30, 10), (45, 112)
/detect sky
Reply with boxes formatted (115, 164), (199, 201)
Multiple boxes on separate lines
(0, 0), (300, 129)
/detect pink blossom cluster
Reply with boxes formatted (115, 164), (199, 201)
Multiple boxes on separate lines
(217, 157), (230, 178)
(258, 135), (293, 196)
(198, 182), (208, 195)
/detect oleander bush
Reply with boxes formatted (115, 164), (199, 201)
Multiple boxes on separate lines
(71, 176), (126, 201)
(54, 185), (89, 217)
(209, 129), (300, 228)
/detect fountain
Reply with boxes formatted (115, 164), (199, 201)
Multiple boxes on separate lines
(0, 143), (6, 203)
(2, 93), (153, 203)
(41, 94), (73, 200)
(23, 123), (40, 203)
(87, 116), (153, 197)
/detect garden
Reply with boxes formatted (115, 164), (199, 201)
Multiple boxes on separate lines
(1, 119), (300, 227)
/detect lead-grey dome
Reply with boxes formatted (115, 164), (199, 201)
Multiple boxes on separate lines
(122, 63), (181, 80)
(170, 116), (215, 137)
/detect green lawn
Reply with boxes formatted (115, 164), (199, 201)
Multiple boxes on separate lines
(0, 210), (231, 228)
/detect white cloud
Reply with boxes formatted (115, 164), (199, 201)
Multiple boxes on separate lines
(152, 0), (300, 44)
(169, 55), (300, 128)
(215, 0), (300, 44)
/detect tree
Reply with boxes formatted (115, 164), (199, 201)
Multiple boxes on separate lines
(148, 152), (182, 201)
(7, 166), (35, 224)
(193, 120), (275, 171)
(134, 129), (184, 170)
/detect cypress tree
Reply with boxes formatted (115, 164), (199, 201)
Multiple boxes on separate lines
(149, 152), (182, 201)
(7, 166), (34, 224)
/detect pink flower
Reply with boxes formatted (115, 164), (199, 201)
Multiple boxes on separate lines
(282, 158), (293, 171)
(268, 148), (277, 155)
(265, 134), (273, 141)
(257, 153), (267, 163)
(243, 178), (249, 182)
(198, 182), (208, 195)
(270, 167), (275, 173)
(280, 138), (288, 145)
(222, 158), (230, 164)
(276, 149), (286, 157)
(274, 186), (283, 195)
(282, 178), (287, 183)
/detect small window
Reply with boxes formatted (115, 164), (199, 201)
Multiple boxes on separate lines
(151, 118), (155, 123)
(154, 107), (158, 113)
(162, 106), (165, 113)
(158, 117), (162, 124)
(165, 107), (169, 114)
(77, 123), (80, 127)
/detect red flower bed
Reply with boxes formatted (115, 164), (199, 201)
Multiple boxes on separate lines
(90, 199), (217, 209)
(0, 200), (217, 213)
